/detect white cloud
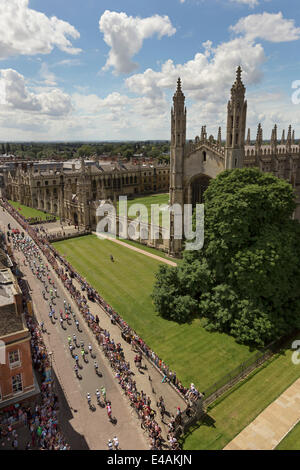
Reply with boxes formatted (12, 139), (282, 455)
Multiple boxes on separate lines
(0, 0), (81, 59)
(39, 63), (57, 86)
(54, 58), (82, 67)
(99, 10), (176, 75)
(0, 69), (72, 116)
(230, 0), (259, 7)
(231, 12), (300, 42)
(126, 37), (265, 105)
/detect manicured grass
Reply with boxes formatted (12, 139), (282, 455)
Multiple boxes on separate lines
(276, 420), (300, 450)
(53, 234), (257, 392)
(117, 193), (170, 225)
(181, 337), (300, 450)
(9, 200), (58, 221)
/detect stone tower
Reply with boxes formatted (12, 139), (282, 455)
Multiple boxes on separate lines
(77, 158), (90, 227)
(170, 77), (186, 207)
(169, 78), (186, 256)
(225, 66), (247, 169)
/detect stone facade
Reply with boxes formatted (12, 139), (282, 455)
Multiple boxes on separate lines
(169, 67), (300, 256)
(4, 67), (300, 258)
(4, 159), (170, 229)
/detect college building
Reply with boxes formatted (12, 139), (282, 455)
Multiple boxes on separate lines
(0, 262), (39, 408)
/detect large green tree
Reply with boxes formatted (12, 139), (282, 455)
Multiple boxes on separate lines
(152, 168), (300, 346)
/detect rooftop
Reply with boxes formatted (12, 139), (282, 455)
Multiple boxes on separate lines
(0, 268), (24, 337)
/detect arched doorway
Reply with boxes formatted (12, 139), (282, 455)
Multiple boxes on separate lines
(189, 174), (211, 207)
(73, 212), (78, 226)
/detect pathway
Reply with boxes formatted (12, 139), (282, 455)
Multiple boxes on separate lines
(93, 232), (178, 267)
(224, 377), (300, 450)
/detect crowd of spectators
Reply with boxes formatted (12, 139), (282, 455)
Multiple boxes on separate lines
(2, 198), (202, 444)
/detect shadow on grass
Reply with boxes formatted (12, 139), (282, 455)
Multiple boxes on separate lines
(179, 413), (216, 448)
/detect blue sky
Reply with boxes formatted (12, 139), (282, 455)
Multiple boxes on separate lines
(0, 0), (299, 141)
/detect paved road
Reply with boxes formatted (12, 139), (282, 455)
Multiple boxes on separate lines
(0, 208), (148, 450)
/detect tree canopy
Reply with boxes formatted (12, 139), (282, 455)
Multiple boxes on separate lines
(152, 168), (300, 346)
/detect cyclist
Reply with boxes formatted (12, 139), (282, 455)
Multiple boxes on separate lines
(67, 336), (72, 346)
(95, 389), (101, 404)
(88, 344), (92, 355)
(86, 393), (91, 406)
(107, 440), (113, 450)
(101, 386), (106, 402)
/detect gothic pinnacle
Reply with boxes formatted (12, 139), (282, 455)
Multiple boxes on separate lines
(287, 125), (292, 142)
(236, 65), (242, 83)
(177, 77), (182, 91)
(246, 128), (250, 145)
(217, 127), (222, 146)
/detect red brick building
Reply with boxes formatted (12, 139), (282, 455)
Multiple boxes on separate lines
(0, 266), (39, 407)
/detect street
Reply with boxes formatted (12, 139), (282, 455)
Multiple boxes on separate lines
(1, 207), (149, 450)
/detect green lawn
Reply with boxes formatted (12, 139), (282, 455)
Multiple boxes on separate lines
(9, 200), (58, 221)
(276, 420), (300, 450)
(53, 234), (257, 392)
(117, 193), (170, 225)
(181, 337), (300, 450)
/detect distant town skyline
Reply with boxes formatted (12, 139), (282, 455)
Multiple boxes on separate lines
(0, 0), (299, 141)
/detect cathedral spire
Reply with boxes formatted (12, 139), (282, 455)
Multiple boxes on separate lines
(271, 124), (277, 147)
(177, 77), (182, 92)
(286, 125), (292, 150)
(217, 127), (222, 146)
(231, 65), (246, 100)
(256, 123), (262, 147)
(246, 128), (251, 145)
(174, 77), (184, 100)
(281, 129), (285, 145)
(171, 78), (186, 147)
(292, 129), (295, 145)
(287, 125), (292, 143)
(225, 66), (247, 169)
(236, 65), (242, 83)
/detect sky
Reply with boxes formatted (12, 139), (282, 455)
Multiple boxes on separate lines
(0, 0), (300, 141)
